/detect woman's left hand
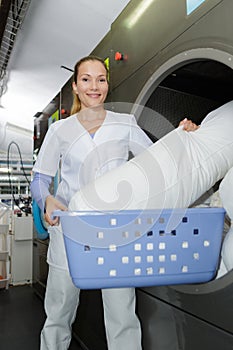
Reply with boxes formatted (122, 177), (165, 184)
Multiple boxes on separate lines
(179, 118), (199, 131)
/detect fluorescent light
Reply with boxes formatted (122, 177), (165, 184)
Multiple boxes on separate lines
(0, 167), (12, 173)
(126, 0), (154, 28)
(6, 122), (32, 137)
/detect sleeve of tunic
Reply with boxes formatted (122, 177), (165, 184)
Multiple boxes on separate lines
(30, 172), (52, 211)
(32, 122), (61, 176)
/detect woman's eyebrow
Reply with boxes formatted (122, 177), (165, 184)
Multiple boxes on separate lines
(79, 73), (91, 77)
(79, 73), (106, 77)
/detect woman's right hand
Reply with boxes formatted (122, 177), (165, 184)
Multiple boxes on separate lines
(44, 195), (68, 226)
(179, 118), (199, 131)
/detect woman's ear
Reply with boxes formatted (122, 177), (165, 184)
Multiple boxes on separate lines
(72, 82), (78, 93)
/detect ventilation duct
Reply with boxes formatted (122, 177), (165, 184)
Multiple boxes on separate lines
(0, 120), (32, 156)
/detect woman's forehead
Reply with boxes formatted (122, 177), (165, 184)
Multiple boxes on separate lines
(78, 60), (106, 75)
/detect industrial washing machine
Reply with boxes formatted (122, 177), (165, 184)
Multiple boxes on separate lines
(74, 1), (233, 349)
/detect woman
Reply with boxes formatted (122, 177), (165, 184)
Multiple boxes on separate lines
(31, 55), (198, 350)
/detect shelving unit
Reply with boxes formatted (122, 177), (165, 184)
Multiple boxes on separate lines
(0, 201), (11, 289)
(0, 222), (10, 289)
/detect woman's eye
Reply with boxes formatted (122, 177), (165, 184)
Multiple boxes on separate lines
(99, 78), (106, 83)
(82, 78), (88, 82)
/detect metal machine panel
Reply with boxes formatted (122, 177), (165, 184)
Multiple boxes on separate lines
(108, 0), (223, 94)
(137, 288), (233, 350)
(11, 215), (33, 285)
(139, 270), (233, 335)
(93, 0), (233, 106)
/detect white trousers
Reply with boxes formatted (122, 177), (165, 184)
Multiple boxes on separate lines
(40, 265), (142, 350)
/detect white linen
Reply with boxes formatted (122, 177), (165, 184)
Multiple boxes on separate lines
(219, 166), (233, 219)
(216, 166), (233, 278)
(69, 101), (233, 212)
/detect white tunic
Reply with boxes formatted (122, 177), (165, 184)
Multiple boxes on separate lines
(33, 110), (152, 269)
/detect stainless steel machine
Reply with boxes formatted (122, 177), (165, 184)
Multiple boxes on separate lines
(90, 1), (233, 348)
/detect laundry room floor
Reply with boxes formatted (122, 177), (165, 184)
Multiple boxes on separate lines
(0, 284), (84, 350)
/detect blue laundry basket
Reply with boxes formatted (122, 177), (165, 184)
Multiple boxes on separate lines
(55, 207), (225, 289)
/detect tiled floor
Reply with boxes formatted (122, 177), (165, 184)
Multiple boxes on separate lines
(0, 284), (83, 350)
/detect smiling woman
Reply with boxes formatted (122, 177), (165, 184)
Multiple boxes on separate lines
(71, 57), (109, 133)
(30, 55), (153, 350)
(71, 56), (109, 115)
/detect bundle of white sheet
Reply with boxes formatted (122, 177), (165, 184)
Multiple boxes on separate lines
(216, 166), (233, 278)
(69, 101), (233, 213)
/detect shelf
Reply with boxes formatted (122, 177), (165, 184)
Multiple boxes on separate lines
(0, 224), (9, 235)
(0, 251), (9, 261)
(0, 277), (10, 289)
(0, 223), (10, 289)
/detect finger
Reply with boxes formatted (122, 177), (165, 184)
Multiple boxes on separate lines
(183, 121), (199, 131)
(179, 118), (187, 126)
(181, 121), (191, 130)
(51, 217), (59, 226)
(44, 212), (59, 226)
(58, 203), (68, 211)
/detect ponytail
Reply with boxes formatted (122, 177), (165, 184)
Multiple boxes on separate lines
(70, 91), (81, 115)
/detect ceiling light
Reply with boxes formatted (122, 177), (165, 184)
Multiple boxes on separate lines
(125, 0), (154, 28)
(0, 167), (12, 173)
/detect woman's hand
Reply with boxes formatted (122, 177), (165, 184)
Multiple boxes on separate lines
(44, 195), (68, 226)
(179, 118), (199, 131)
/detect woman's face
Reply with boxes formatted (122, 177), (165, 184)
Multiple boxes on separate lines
(73, 60), (109, 110)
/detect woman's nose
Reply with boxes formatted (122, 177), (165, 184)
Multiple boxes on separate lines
(90, 80), (97, 90)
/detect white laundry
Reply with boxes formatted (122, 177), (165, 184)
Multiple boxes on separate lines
(216, 166), (233, 278)
(70, 101), (233, 213)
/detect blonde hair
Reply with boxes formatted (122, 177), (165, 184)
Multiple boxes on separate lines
(70, 55), (109, 115)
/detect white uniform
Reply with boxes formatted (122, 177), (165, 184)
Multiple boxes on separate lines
(32, 110), (152, 350)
